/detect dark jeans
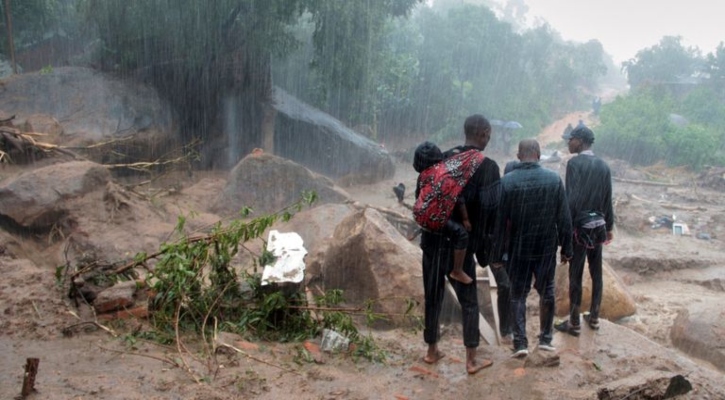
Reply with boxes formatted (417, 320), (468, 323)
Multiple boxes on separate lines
(568, 243), (603, 325)
(509, 253), (557, 349)
(421, 231), (480, 348)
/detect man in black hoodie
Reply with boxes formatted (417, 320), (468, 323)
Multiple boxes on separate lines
(556, 126), (614, 336)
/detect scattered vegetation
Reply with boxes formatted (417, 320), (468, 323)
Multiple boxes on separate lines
(60, 191), (408, 366)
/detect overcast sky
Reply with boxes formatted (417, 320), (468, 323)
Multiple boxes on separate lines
(520, 0), (725, 63)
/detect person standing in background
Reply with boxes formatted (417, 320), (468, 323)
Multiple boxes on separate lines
(556, 126), (614, 336)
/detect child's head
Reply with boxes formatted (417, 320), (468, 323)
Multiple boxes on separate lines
(413, 141), (443, 173)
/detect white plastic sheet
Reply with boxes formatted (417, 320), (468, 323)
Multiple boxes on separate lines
(260, 230), (307, 286)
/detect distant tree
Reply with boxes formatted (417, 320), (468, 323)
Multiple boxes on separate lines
(302, 0), (420, 127)
(81, 0), (420, 162)
(570, 40), (608, 91)
(0, 0), (70, 54)
(622, 36), (704, 89)
(704, 42), (725, 98)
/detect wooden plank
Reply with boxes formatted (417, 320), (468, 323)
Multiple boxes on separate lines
(486, 267), (502, 345)
(444, 278), (497, 346)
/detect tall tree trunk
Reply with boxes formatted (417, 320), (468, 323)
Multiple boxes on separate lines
(3, 0), (17, 74)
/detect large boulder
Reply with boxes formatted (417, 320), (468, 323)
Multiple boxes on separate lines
(272, 203), (354, 255)
(0, 160), (175, 266)
(0, 161), (110, 228)
(0, 67), (171, 144)
(273, 203), (356, 284)
(555, 260), (637, 320)
(319, 208), (423, 327)
(272, 88), (395, 183)
(670, 300), (725, 370)
(213, 152), (350, 215)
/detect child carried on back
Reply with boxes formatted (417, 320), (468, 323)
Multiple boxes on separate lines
(413, 141), (473, 285)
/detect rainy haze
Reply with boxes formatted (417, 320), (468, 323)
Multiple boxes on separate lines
(2, 0), (725, 169)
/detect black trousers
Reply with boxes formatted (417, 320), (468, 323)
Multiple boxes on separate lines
(421, 231), (480, 348)
(568, 243), (603, 324)
(489, 264), (512, 337)
(508, 254), (556, 349)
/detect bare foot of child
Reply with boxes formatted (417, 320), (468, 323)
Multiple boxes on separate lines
(467, 358), (493, 374)
(449, 270), (473, 284)
(423, 350), (445, 364)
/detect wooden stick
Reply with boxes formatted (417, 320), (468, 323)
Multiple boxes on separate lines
(20, 358), (39, 398)
(613, 177), (679, 187)
(216, 341), (301, 376)
(630, 194), (707, 211)
(97, 346), (178, 367)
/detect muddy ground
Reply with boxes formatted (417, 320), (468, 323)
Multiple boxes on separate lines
(1, 112), (724, 399)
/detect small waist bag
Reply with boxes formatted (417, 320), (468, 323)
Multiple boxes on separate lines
(574, 210), (607, 249)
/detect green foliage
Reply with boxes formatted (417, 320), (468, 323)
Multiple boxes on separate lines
(597, 86), (725, 170)
(705, 43), (725, 97)
(142, 191), (388, 361)
(81, 0), (420, 145)
(0, 0), (68, 51)
(147, 193), (315, 334)
(274, 2), (611, 143)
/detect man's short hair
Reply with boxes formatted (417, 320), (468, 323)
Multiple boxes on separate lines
(464, 114), (491, 137)
(563, 126), (595, 144)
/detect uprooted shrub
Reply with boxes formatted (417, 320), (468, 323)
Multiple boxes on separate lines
(128, 191), (404, 361)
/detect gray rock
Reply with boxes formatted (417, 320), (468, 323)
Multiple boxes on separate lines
(319, 208), (423, 328)
(0, 67), (171, 143)
(272, 88), (395, 183)
(0, 161), (110, 228)
(555, 260), (637, 320)
(213, 152), (350, 215)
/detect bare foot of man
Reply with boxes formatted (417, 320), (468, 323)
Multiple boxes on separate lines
(423, 350), (445, 364)
(467, 358), (493, 374)
(449, 271), (473, 285)
(466, 347), (493, 374)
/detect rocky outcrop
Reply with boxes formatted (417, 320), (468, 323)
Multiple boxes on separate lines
(319, 208), (423, 327)
(555, 260), (637, 320)
(0, 67), (171, 144)
(0, 161), (110, 228)
(213, 152), (350, 215)
(272, 88), (395, 183)
(670, 300), (725, 371)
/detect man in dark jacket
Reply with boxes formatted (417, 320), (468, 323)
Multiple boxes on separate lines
(420, 114), (500, 374)
(556, 126), (614, 335)
(492, 139), (573, 357)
